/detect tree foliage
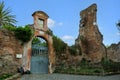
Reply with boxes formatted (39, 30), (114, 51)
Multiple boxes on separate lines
(32, 37), (40, 45)
(0, 1), (16, 28)
(32, 37), (47, 47)
(14, 25), (33, 43)
(116, 20), (120, 32)
(53, 35), (67, 54)
(3, 25), (16, 31)
(69, 45), (82, 56)
(69, 45), (77, 56)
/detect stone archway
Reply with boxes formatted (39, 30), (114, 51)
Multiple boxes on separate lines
(31, 36), (48, 74)
(33, 30), (55, 73)
(22, 11), (55, 73)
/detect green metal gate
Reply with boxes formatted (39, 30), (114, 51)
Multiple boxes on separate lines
(30, 45), (49, 74)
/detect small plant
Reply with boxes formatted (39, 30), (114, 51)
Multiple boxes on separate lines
(46, 29), (53, 35)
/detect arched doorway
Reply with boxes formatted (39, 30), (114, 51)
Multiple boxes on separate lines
(22, 11), (55, 74)
(30, 37), (49, 73)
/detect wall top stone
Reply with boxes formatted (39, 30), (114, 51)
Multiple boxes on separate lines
(80, 3), (97, 17)
(32, 11), (49, 19)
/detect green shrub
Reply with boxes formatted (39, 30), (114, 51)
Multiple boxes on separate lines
(101, 58), (120, 72)
(69, 45), (77, 56)
(93, 69), (102, 73)
(54, 67), (103, 74)
(46, 29), (53, 35)
(32, 37), (47, 47)
(79, 58), (89, 68)
(53, 35), (67, 54)
(14, 25), (33, 43)
(32, 37), (40, 45)
(0, 74), (12, 80)
(2, 25), (33, 44)
(3, 25), (16, 31)
(69, 45), (82, 56)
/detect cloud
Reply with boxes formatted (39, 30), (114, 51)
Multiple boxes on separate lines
(47, 18), (55, 28)
(116, 32), (120, 36)
(57, 22), (63, 26)
(47, 18), (63, 28)
(62, 35), (74, 40)
(61, 35), (75, 45)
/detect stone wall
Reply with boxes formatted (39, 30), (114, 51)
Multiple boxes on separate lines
(55, 46), (82, 70)
(0, 29), (23, 76)
(107, 42), (120, 62)
(75, 4), (106, 63)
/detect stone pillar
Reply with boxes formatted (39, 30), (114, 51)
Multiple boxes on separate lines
(22, 39), (32, 71)
(48, 35), (55, 73)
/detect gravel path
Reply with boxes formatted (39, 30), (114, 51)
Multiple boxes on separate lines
(20, 74), (120, 80)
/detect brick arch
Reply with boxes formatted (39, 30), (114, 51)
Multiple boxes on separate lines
(29, 30), (55, 73)
(22, 11), (55, 73)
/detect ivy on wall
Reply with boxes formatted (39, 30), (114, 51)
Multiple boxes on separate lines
(3, 25), (33, 44)
(14, 25), (33, 43)
(53, 35), (67, 54)
(69, 45), (82, 56)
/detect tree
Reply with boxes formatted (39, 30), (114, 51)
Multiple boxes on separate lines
(32, 37), (40, 45)
(0, 1), (16, 28)
(116, 20), (120, 32)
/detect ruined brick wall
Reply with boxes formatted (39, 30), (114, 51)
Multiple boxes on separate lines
(75, 4), (106, 63)
(107, 42), (120, 62)
(0, 29), (23, 76)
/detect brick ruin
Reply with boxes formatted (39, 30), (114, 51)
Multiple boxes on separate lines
(0, 4), (120, 75)
(75, 4), (106, 63)
(22, 11), (55, 73)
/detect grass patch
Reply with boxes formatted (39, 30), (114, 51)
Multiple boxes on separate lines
(0, 74), (12, 80)
(54, 58), (120, 75)
(54, 67), (104, 75)
(101, 58), (120, 72)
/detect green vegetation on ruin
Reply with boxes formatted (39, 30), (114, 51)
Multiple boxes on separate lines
(0, 73), (12, 80)
(54, 58), (120, 75)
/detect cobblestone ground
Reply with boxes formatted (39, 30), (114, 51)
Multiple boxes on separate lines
(20, 74), (120, 80)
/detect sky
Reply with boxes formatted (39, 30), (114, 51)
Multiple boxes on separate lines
(2, 0), (120, 46)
